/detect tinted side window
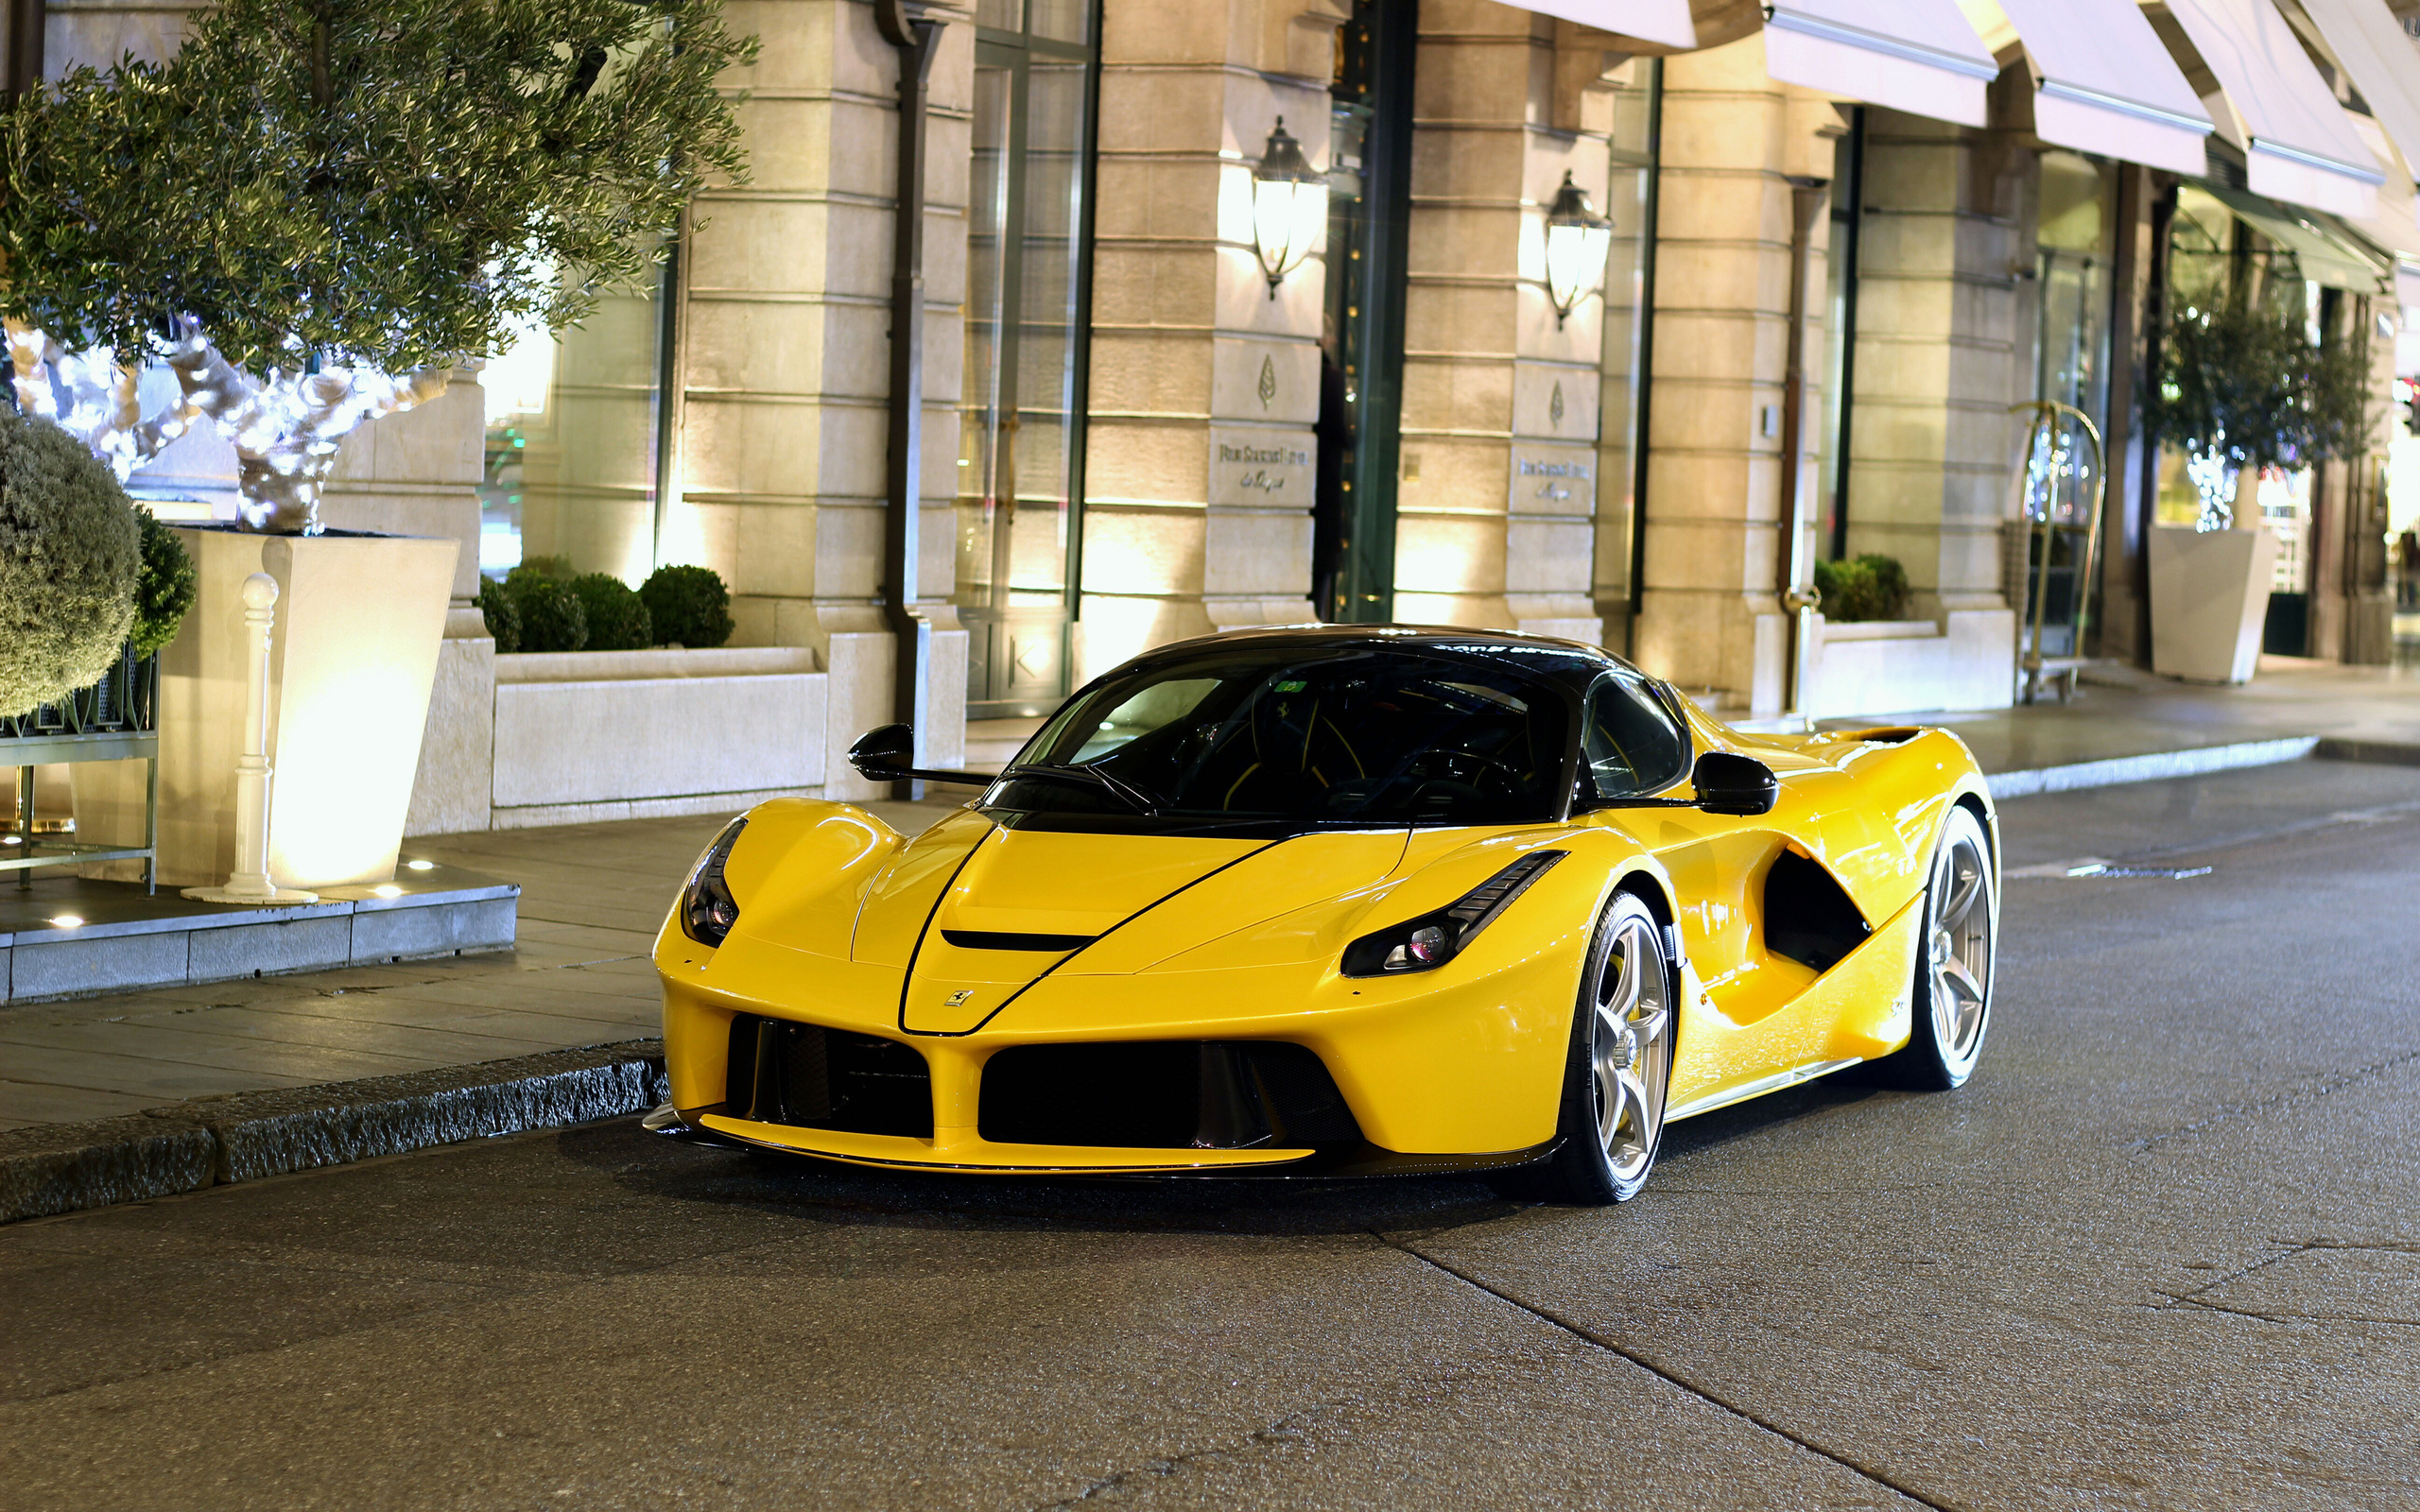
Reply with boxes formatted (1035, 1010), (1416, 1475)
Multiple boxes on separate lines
(1582, 676), (1689, 799)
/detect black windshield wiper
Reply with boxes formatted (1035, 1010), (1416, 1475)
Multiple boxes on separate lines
(998, 763), (1162, 815)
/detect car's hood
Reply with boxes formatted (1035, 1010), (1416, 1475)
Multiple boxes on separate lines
(852, 817), (1409, 1032)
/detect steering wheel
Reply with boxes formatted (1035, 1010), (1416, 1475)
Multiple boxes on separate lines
(1409, 779), (1490, 813)
(1413, 748), (1524, 795)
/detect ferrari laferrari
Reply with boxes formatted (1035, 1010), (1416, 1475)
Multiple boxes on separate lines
(646, 626), (1998, 1203)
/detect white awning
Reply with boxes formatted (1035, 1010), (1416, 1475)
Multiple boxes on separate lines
(2339, 112), (2420, 262)
(2156, 0), (2385, 218)
(2293, 0), (2420, 183)
(1985, 0), (2212, 175)
(2204, 185), (2388, 292)
(1763, 2), (2002, 128)
(1511, 0), (1697, 49)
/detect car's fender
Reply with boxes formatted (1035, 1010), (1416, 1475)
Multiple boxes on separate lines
(652, 798), (914, 972)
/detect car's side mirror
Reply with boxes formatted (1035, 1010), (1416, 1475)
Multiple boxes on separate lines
(848, 723), (915, 782)
(1693, 751), (1778, 816)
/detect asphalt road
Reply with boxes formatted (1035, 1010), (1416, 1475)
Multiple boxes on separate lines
(6, 760), (2420, 1511)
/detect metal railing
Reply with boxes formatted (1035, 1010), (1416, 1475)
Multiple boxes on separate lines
(2, 644), (162, 891)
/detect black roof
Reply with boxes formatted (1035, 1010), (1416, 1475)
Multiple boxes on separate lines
(1108, 623), (1637, 693)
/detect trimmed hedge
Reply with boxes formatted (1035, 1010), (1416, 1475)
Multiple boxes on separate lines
(569, 572), (652, 651)
(1812, 555), (1910, 624)
(475, 576), (522, 654)
(640, 563), (732, 649)
(0, 409), (139, 717)
(130, 507), (198, 658)
(508, 574), (587, 653)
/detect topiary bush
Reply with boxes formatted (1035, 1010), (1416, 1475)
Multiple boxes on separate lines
(1812, 554), (1911, 624)
(569, 572), (653, 651)
(130, 507), (198, 658)
(508, 575), (587, 653)
(475, 576), (522, 654)
(640, 563), (733, 649)
(0, 409), (139, 716)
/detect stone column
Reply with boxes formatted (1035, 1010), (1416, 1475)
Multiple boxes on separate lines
(686, 0), (974, 786)
(1073, 2), (1342, 686)
(1842, 109), (2027, 628)
(1632, 33), (1836, 708)
(1392, 2), (1613, 643)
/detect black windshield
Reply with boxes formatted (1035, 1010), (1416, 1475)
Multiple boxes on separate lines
(990, 649), (1571, 827)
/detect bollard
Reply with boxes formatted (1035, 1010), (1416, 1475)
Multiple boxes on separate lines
(183, 572), (318, 906)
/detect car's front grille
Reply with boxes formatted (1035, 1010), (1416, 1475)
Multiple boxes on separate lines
(977, 1040), (1363, 1150)
(724, 1015), (932, 1138)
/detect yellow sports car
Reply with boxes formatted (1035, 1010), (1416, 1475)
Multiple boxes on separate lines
(645, 626), (1998, 1203)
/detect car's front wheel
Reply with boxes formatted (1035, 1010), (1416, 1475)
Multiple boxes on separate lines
(1883, 801), (1996, 1090)
(1536, 890), (1674, 1205)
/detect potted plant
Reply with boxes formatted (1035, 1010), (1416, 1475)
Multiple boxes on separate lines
(2139, 286), (2369, 683)
(0, 410), (138, 723)
(0, 0), (750, 885)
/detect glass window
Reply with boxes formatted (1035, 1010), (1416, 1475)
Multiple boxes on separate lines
(1580, 674), (1689, 800)
(2019, 152), (2115, 659)
(1593, 60), (1659, 654)
(1000, 650), (1573, 827)
(1817, 109), (1862, 561)
(478, 249), (665, 583)
(958, 11), (1098, 716)
(2154, 186), (2325, 534)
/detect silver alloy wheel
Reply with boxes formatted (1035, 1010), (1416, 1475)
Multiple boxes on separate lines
(1927, 808), (1994, 1070)
(1590, 911), (1673, 1184)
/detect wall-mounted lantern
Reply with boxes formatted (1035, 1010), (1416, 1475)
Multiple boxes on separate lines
(1250, 116), (1328, 299)
(1543, 170), (1615, 329)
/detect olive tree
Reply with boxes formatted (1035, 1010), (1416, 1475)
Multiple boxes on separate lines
(0, 0), (752, 532)
(2141, 286), (2372, 530)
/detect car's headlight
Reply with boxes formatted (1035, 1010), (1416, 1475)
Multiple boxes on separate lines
(678, 817), (748, 947)
(1340, 850), (1566, 976)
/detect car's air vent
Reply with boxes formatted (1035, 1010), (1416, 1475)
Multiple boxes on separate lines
(725, 1015), (932, 1138)
(1848, 726), (1923, 745)
(1763, 850), (1872, 973)
(941, 930), (1096, 952)
(978, 1041), (1363, 1150)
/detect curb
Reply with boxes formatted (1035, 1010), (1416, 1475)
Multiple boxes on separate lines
(1985, 737), (2320, 799)
(0, 1040), (667, 1226)
(2313, 736), (2420, 767)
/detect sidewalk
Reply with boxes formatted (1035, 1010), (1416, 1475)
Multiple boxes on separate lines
(0, 799), (955, 1132)
(5, 658), (2417, 1215)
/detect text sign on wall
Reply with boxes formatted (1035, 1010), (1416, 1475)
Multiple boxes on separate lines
(1509, 442), (1597, 513)
(1209, 426), (1313, 507)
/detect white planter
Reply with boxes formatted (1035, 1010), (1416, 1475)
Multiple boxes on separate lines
(2149, 525), (2276, 684)
(80, 526), (458, 888)
(1798, 610), (2016, 719)
(489, 646), (829, 828)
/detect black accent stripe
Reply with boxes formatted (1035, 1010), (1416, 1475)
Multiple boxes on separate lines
(952, 835), (1296, 1036)
(941, 930), (1098, 952)
(881, 835), (1295, 1039)
(892, 823), (1001, 1034)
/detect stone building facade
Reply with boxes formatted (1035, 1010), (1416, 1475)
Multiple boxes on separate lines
(31, 0), (2417, 833)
